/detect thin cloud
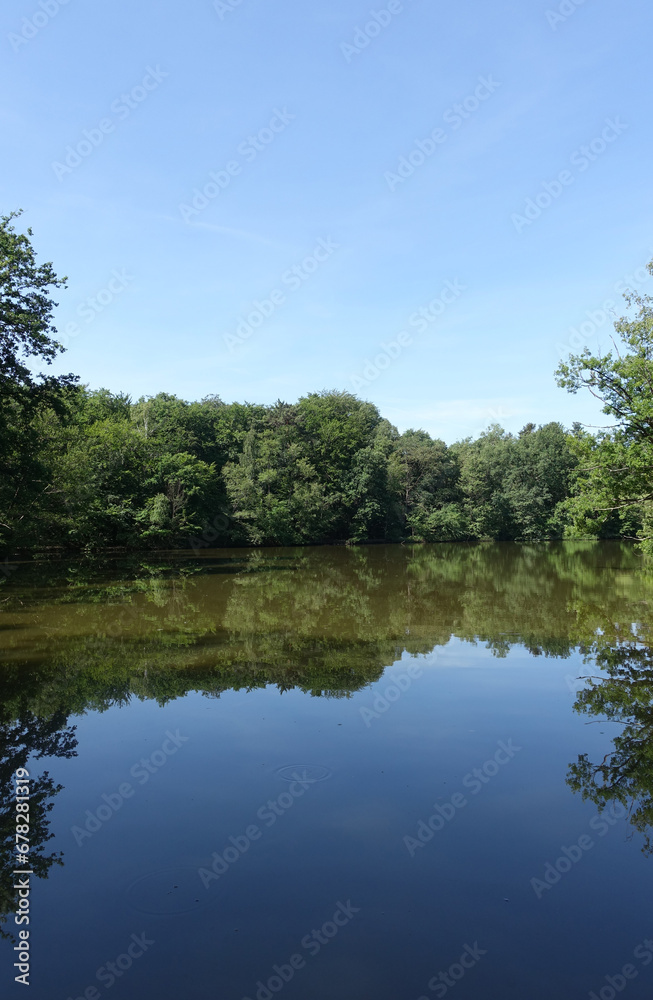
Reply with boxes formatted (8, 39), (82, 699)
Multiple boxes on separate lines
(159, 213), (289, 249)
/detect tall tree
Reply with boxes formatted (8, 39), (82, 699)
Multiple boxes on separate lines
(0, 210), (77, 409)
(0, 211), (77, 548)
(556, 261), (653, 550)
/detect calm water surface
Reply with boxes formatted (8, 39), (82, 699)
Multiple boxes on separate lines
(1, 542), (652, 999)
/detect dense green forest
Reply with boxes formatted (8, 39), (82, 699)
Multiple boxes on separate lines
(2, 210), (652, 553)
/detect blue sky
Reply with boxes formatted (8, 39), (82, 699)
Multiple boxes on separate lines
(2, 0), (651, 443)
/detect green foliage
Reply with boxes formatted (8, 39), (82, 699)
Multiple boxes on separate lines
(136, 451), (221, 543)
(556, 261), (653, 551)
(0, 212), (78, 549)
(454, 422), (576, 540)
(220, 393), (398, 545)
(389, 429), (464, 540)
(0, 210), (73, 398)
(0, 378), (592, 551)
(4, 213), (651, 553)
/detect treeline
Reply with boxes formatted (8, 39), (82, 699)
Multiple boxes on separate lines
(0, 384), (623, 550)
(1, 209), (652, 553)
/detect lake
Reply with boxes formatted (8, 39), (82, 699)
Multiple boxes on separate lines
(1, 541), (652, 999)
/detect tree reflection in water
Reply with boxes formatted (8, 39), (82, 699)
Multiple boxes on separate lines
(0, 712), (77, 939)
(568, 643), (653, 854)
(2, 540), (653, 936)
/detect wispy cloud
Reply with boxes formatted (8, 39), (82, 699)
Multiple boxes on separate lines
(159, 213), (289, 249)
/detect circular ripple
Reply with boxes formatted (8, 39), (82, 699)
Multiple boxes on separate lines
(127, 867), (208, 915)
(277, 764), (332, 783)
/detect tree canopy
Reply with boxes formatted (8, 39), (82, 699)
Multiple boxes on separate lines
(1, 214), (651, 554)
(0, 211), (78, 548)
(556, 260), (653, 551)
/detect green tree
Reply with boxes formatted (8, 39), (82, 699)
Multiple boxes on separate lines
(223, 402), (336, 545)
(0, 210), (75, 405)
(136, 451), (221, 544)
(454, 422), (575, 540)
(556, 261), (653, 549)
(507, 422), (576, 539)
(389, 429), (465, 540)
(0, 211), (78, 549)
(455, 425), (517, 538)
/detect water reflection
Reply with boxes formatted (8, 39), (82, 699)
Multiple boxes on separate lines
(1, 540), (653, 907)
(3, 541), (653, 995)
(567, 642), (653, 855)
(0, 542), (650, 714)
(0, 711), (77, 939)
